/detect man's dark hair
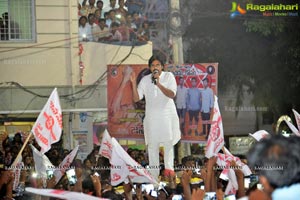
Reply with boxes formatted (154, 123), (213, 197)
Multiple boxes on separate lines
(99, 18), (106, 23)
(88, 13), (95, 20)
(96, 0), (103, 5)
(111, 21), (119, 28)
(247, 135), (300, 189)
(102, 190), (123, 200)
(148, 54), (165, 68)
(82, 176), (95, 193)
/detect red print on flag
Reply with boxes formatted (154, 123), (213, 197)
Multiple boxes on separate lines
(32, 88), (62, 154)
(110, 137), (158, 186)
(205, 96), (225, 158)
(99, 130), (113, 160)
(112, 173), (122, 182)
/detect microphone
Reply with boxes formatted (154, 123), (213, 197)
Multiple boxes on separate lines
(152, 69), (159, 84)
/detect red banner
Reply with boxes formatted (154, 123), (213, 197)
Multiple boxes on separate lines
(107, 65), (148, 139)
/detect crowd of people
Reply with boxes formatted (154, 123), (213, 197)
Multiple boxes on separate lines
(78, 0), (150, 43)
(1, 129), (300, 199)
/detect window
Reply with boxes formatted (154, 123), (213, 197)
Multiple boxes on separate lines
(0, 0), (35, 41)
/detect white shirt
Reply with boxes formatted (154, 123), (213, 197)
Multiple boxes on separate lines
(79, 25), (92, 41)
(137, 71), (181, 145)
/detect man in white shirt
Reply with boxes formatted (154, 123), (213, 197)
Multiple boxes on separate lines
(130, 54), (181, 179)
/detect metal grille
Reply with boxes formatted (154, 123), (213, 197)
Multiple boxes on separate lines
(0, 0), (35, 41)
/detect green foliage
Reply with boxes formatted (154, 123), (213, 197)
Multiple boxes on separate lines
(244, 19), (285, 36)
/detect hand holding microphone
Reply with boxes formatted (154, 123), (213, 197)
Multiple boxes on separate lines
(152, 69), (159, 85)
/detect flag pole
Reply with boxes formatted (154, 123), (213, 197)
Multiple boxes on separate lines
(222, 146), (226, 154)
(11, 132), (33, 167)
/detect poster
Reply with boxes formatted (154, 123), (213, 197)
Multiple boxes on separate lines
(93, 122), (107, 145)
(72, 112), (90, 160)
(165, 63), (218, 142)
(107, 63), (218, 142)
(107, 64), (148, 139)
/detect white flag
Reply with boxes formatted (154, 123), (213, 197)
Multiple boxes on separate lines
(222, 147), (252, 176)
(31, 88), (62, 154)
(53, 145), (79, 183)
(224, 170), (238, 195)
(99, 129), (113, 160)
(292, 109), (300, 132)
(30, 145), (54, 178)
(216, 147), (252, 195)
(284, 119), (300, 136)
(110, 138), (158, 186)
(205, 96), (225, 158)
(249, 130), (269, 141)
(25, 187), (108, 200)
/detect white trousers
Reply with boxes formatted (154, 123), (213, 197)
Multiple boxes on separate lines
(148, 141), (174, 179)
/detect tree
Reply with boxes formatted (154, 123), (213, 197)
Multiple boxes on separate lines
(181, 0), (300, 122)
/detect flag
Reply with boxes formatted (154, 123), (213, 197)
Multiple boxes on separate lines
(53, 145), (79, 183)
(12, 156), (24, 190)
(25, 187), (108, 200)
(222, 147), (252, 176)
(99, 129), (113, 160)
(224, 170), (238, 195)
(284, 119), (300, 136)
(31, 145), (54, 178)
(249, 130), (269, 141)
(31, 88), (62, 154)
(110, 138), (158, 186)
(216, 147), (252, 195)
(205, 96), (225, 158)
(292, 109), (300, 132)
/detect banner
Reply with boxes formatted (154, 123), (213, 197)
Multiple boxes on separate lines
(93, 122), (107, 146)
(166, 63), (218, 141)
(107, 65), (148, 139)
(25, 187), (107, 200)
(107, 63), (218, 141)
(53, 145), (79, 183)
(31, 88), (62, 154)
(110, 138), (158, 186)
(205, 96), (224, 158)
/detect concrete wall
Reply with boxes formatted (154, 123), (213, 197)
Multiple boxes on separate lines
(0, 1), (152, 154)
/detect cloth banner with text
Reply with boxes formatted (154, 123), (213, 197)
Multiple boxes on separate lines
(31, 88), (62, 154)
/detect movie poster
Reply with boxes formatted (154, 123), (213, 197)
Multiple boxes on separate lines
(165, 63), (218, 142)
(107, 64), (148, 139)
